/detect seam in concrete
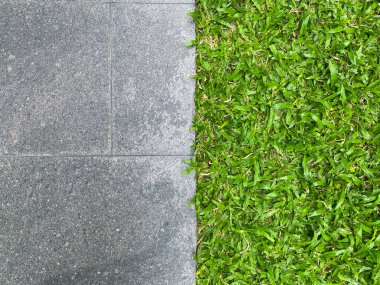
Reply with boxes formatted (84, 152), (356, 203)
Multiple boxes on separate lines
(111, 1), (195, 5)
(0, 154), (193, 158)
(0, 1), (195, 4)
(108, 2), (114, 155)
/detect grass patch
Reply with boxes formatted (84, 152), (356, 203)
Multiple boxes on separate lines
(189, 0), (380, 284)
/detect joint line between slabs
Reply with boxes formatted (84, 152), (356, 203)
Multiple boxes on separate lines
(108, 2), (114, 155)
(111, 1), (195, 5)
(0, 154), (193, 158)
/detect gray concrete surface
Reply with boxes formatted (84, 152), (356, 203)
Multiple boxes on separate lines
(112, 5), (195, 155)
(0, 3), (110, 155)
(0, 1), (195, 284)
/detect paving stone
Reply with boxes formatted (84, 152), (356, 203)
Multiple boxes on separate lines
(112, 4), (195, 155)
(0, 3), (110, 155)
(0, 0), (110, 3)
(0, 1), (193, 3)
(0, 156), (195, 284)
(112, 0), (193, 3)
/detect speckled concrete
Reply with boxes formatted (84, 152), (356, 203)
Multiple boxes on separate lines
(112, 0), (193, 3)
(112, 4), (195, 155)
(0, 1), (194, 4)
(0, 3), (110, 155)
(0, 157), (195, 284)
(0, 0), (194, 4)
(0, 1), (195, 284)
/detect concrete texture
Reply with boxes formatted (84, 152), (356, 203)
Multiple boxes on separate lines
(112, 4), (195, 155)
(112, 0), (193, 4)
(0, 1), (194, 4)
(0, 0), (195, 284)
(0, 157), (195, 284)
(0, 3), (110, 155)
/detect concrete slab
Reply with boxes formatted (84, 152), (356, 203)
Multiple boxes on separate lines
(0, 1), (196, 284)
(0, 0), (109, 3)
(112, 0), (193, 3)
(0, 3), (110, 155)
(0, 156), (195, 285)
(0, 1), (193, 3)
(112, 4), (195, 155)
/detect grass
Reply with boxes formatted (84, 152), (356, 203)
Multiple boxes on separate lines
(188, 0), (380, 284)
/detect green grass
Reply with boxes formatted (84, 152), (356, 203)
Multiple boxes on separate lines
(188, 0), (380, 284)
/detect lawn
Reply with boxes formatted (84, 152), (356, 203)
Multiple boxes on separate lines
(189, 0), (380, 284)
